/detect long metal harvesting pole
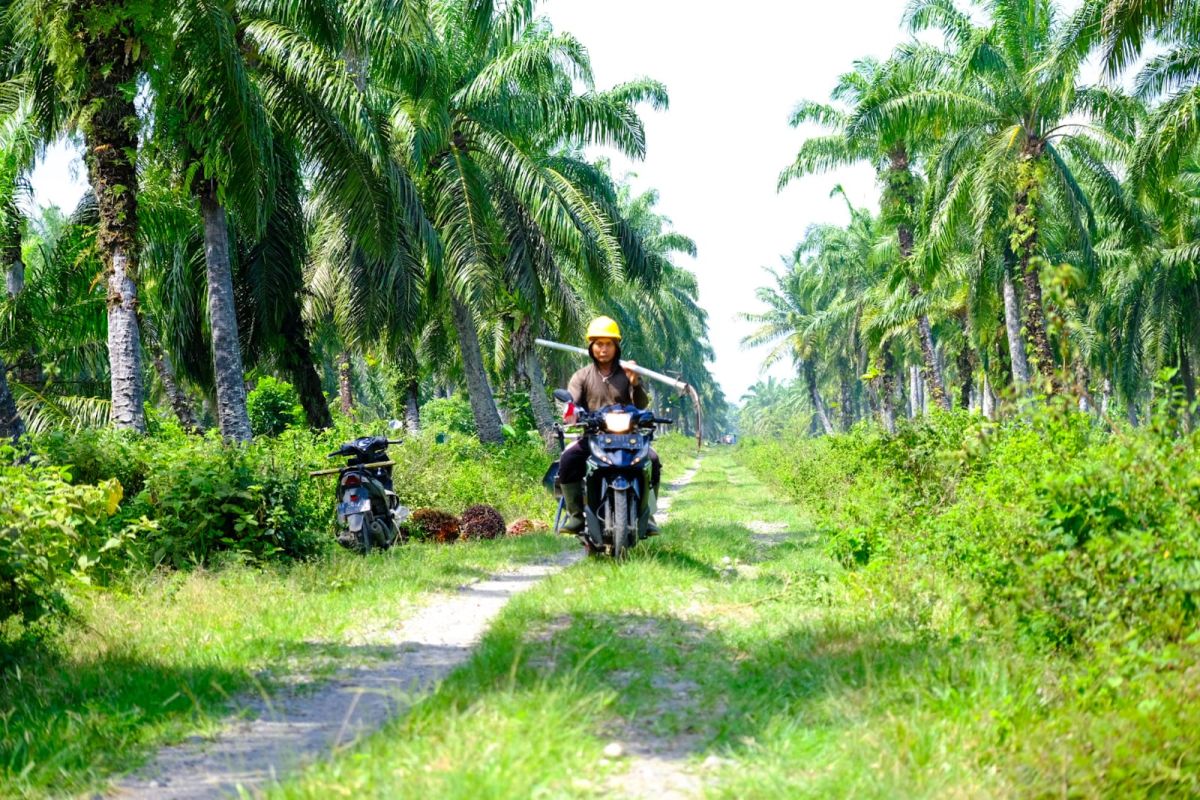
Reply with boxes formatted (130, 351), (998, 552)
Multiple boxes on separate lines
(535, 338), (702, 450)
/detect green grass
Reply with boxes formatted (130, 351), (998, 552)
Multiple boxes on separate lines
(7, 440), (1190, 798)
(265, 448), (1198, 799)
(653, 431), (703, 485)
(0, 534), (567, 798)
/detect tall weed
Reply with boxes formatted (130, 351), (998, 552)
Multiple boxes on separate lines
(738, 408), (1200, 653)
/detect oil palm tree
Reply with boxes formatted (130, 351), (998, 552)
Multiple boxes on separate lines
(5, 0), (159, 431)
(737, 378), (810, 438)
(741, 251), (843, 436)
(386, 0), (666, 443)
(886, 0), (1125, 394)
(147, 0), (418, 439)
(781, 51), (951, 410)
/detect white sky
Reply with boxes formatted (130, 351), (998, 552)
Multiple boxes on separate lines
(27, 0), (1087, 403)
(542, 0), (929, 402)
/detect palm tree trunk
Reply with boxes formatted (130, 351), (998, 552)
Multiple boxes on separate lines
(1021, 255), (1056, 386)
(1074, 356), (1095, 414)
(5, 237), (22, 297)
(144, 323), (200, 432)
(839, 371), (853, 431)
(198, 183), (253, 443)
(889, 148), (950, 411)
(957, 345), (974, 411)
(0, 223), (26, 443)
(909, 280), (950, 411)
(338, 351), (354, 416)
(280, 302), (333, 429)
(982, 374), (997, 420)
(523, 349), (557, 448)
(450, 296), (504, 444)
(81, 25), (146, 433)
(879, 344), (897, 434)
(1003, 263), (1031, 387)
(404, 380), (420, 434)
(0, 356), (25, 445)
(1013, 153), (1056, 389)
(1181, 338), (1195, 430)
(803, 360), (834, 436)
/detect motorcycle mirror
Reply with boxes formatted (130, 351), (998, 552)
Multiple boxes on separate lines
(552, 389), (572, 403)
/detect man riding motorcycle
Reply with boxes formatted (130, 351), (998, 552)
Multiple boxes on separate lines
(558, 316), (662, 534)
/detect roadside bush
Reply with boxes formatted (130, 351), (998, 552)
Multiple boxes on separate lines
(1026, 428), (1200, 647)
(0, 460), (135, 624)
(738, 407), (1200, 653)
(247, 376), (304, 436)
(28, 420), (553, 573)
(125, 437), (325, 568)
(37, 427), (155, 495)
(387, 433), (554, 521)
(421, 395), (476, 435)
(496, 391), (537, 436)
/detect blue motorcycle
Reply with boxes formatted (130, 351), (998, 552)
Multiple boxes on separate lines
(547, 389), (671, 558)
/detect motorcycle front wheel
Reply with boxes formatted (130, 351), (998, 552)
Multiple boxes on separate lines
(610, 489), (631, 560)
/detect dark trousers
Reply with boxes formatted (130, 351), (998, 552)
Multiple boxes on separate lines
(559, 439), (661, 491)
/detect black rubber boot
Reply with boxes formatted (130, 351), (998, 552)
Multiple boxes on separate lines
(560, 481), (585, 534)
(644, 488), (660, 535)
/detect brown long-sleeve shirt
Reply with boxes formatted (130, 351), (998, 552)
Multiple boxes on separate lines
(567, 362), (650, 411)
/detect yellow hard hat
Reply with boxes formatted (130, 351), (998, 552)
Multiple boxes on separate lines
(586, 315), (622, 342)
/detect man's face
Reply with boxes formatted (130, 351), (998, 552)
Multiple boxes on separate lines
(591, 337), (616, 365)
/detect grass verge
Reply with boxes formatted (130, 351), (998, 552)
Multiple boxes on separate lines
(0, 534), (566, 798)
(267, 447), (1197, 798)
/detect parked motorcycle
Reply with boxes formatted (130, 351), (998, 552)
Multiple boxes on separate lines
(317, 434), (409, 553)
(546, 389), (672, 558)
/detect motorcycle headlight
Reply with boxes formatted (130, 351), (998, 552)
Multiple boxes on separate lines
(603, 411), (633, 433)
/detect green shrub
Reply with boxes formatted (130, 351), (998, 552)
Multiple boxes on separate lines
(421, 395), (477, 435)
(1027, 429), (1200, 647)
(124, 435), (327, 568)
(36, 428), (154, 495)
(247, 376), (304, 437)
(0, 461), (135, 624)
(496, 391), (537, 436)
(386, 433), (554, 520)
(26, 421), (553, 573)
(738, 407), (1200, 654)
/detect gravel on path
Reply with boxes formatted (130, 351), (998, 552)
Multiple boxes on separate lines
(604, 456), (707, 799)
(112, 456), (706, 800)
(111, 550), (580, 800)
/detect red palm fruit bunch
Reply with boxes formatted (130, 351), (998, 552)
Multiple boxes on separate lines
(459, 504), (505, 540)
(505, 518), (549, 536)
(405, 508), (460, 543)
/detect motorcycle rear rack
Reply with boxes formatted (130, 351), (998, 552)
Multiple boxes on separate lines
(308, 460), (395, 477)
